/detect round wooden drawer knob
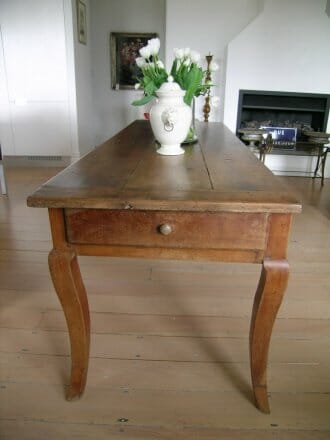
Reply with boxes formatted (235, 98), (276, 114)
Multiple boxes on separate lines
(159, 223), (172, 235)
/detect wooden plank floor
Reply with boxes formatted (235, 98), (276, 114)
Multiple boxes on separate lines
(0, 167), (330, 439)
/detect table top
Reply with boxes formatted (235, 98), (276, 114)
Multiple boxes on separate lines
(27, 120), (301, 214)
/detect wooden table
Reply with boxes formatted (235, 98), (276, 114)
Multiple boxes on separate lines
(27, 120), (301, 413)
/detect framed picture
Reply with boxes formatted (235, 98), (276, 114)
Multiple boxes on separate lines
(77, 0), (87, 45)
(110, 32), (157, 90)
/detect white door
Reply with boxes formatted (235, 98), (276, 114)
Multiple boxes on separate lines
(0, 0), (72, 156)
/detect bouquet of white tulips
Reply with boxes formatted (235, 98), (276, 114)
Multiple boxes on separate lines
(132, 38), (218, 107)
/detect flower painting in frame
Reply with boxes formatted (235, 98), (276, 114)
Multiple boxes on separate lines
(77, 0), (87, 45)
(110, 32), (157, 90)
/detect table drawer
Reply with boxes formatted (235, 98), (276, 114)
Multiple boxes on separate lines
(65, 209), (268, 251)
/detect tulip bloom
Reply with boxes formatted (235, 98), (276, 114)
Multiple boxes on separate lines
(136, 57), (146, 68)
(211, 96), (220, 107)
(173, 48), (184, 60)
(209, 60), (219, 72)
(139, 45), (151, 59)
(190, 50), (201, 64)
(148, 37), (160, 55)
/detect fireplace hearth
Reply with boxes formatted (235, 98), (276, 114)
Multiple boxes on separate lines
(236, 90), (330, 144)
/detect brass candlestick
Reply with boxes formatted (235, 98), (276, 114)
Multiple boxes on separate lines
(203, 54), (213, 122)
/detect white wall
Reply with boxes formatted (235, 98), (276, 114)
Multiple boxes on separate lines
(90, 0), (166, 144)
(224, 0), (330, 133)
(0, 0), (73, 157)
(0, 22), (14, 156)
(165, 0), (262, 122)
(223, 0), (330, 176)
(71, 0), (95, 157)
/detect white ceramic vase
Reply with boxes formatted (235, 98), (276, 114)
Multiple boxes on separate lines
(150, 77), (192, 156)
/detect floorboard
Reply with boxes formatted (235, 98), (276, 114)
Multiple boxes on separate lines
(0, 168), (330, 439)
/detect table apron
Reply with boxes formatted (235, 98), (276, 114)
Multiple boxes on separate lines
(64, 208), (268, 257)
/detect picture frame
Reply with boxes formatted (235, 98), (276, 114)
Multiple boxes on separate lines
(110, 32), (157, 90)
(77, 0), (87, 45)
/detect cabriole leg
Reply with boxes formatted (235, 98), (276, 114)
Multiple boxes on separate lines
(49, 249), (90, 400)
(249, 259), (289, 413)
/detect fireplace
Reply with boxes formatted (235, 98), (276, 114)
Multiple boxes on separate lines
(236, 90), (330, 145)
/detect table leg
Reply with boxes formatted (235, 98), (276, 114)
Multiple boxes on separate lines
(249, 259), (289, 413)
(313, 146), (322, 179)
(320, 148), (329, 186)
(49, 249), (90, 400)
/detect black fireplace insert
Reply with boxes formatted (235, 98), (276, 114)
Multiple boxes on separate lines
(236, 90), (330, 145)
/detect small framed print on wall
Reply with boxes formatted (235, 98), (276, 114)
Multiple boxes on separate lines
(77, 0), (87, 44)
(110, 32), (157, 90)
